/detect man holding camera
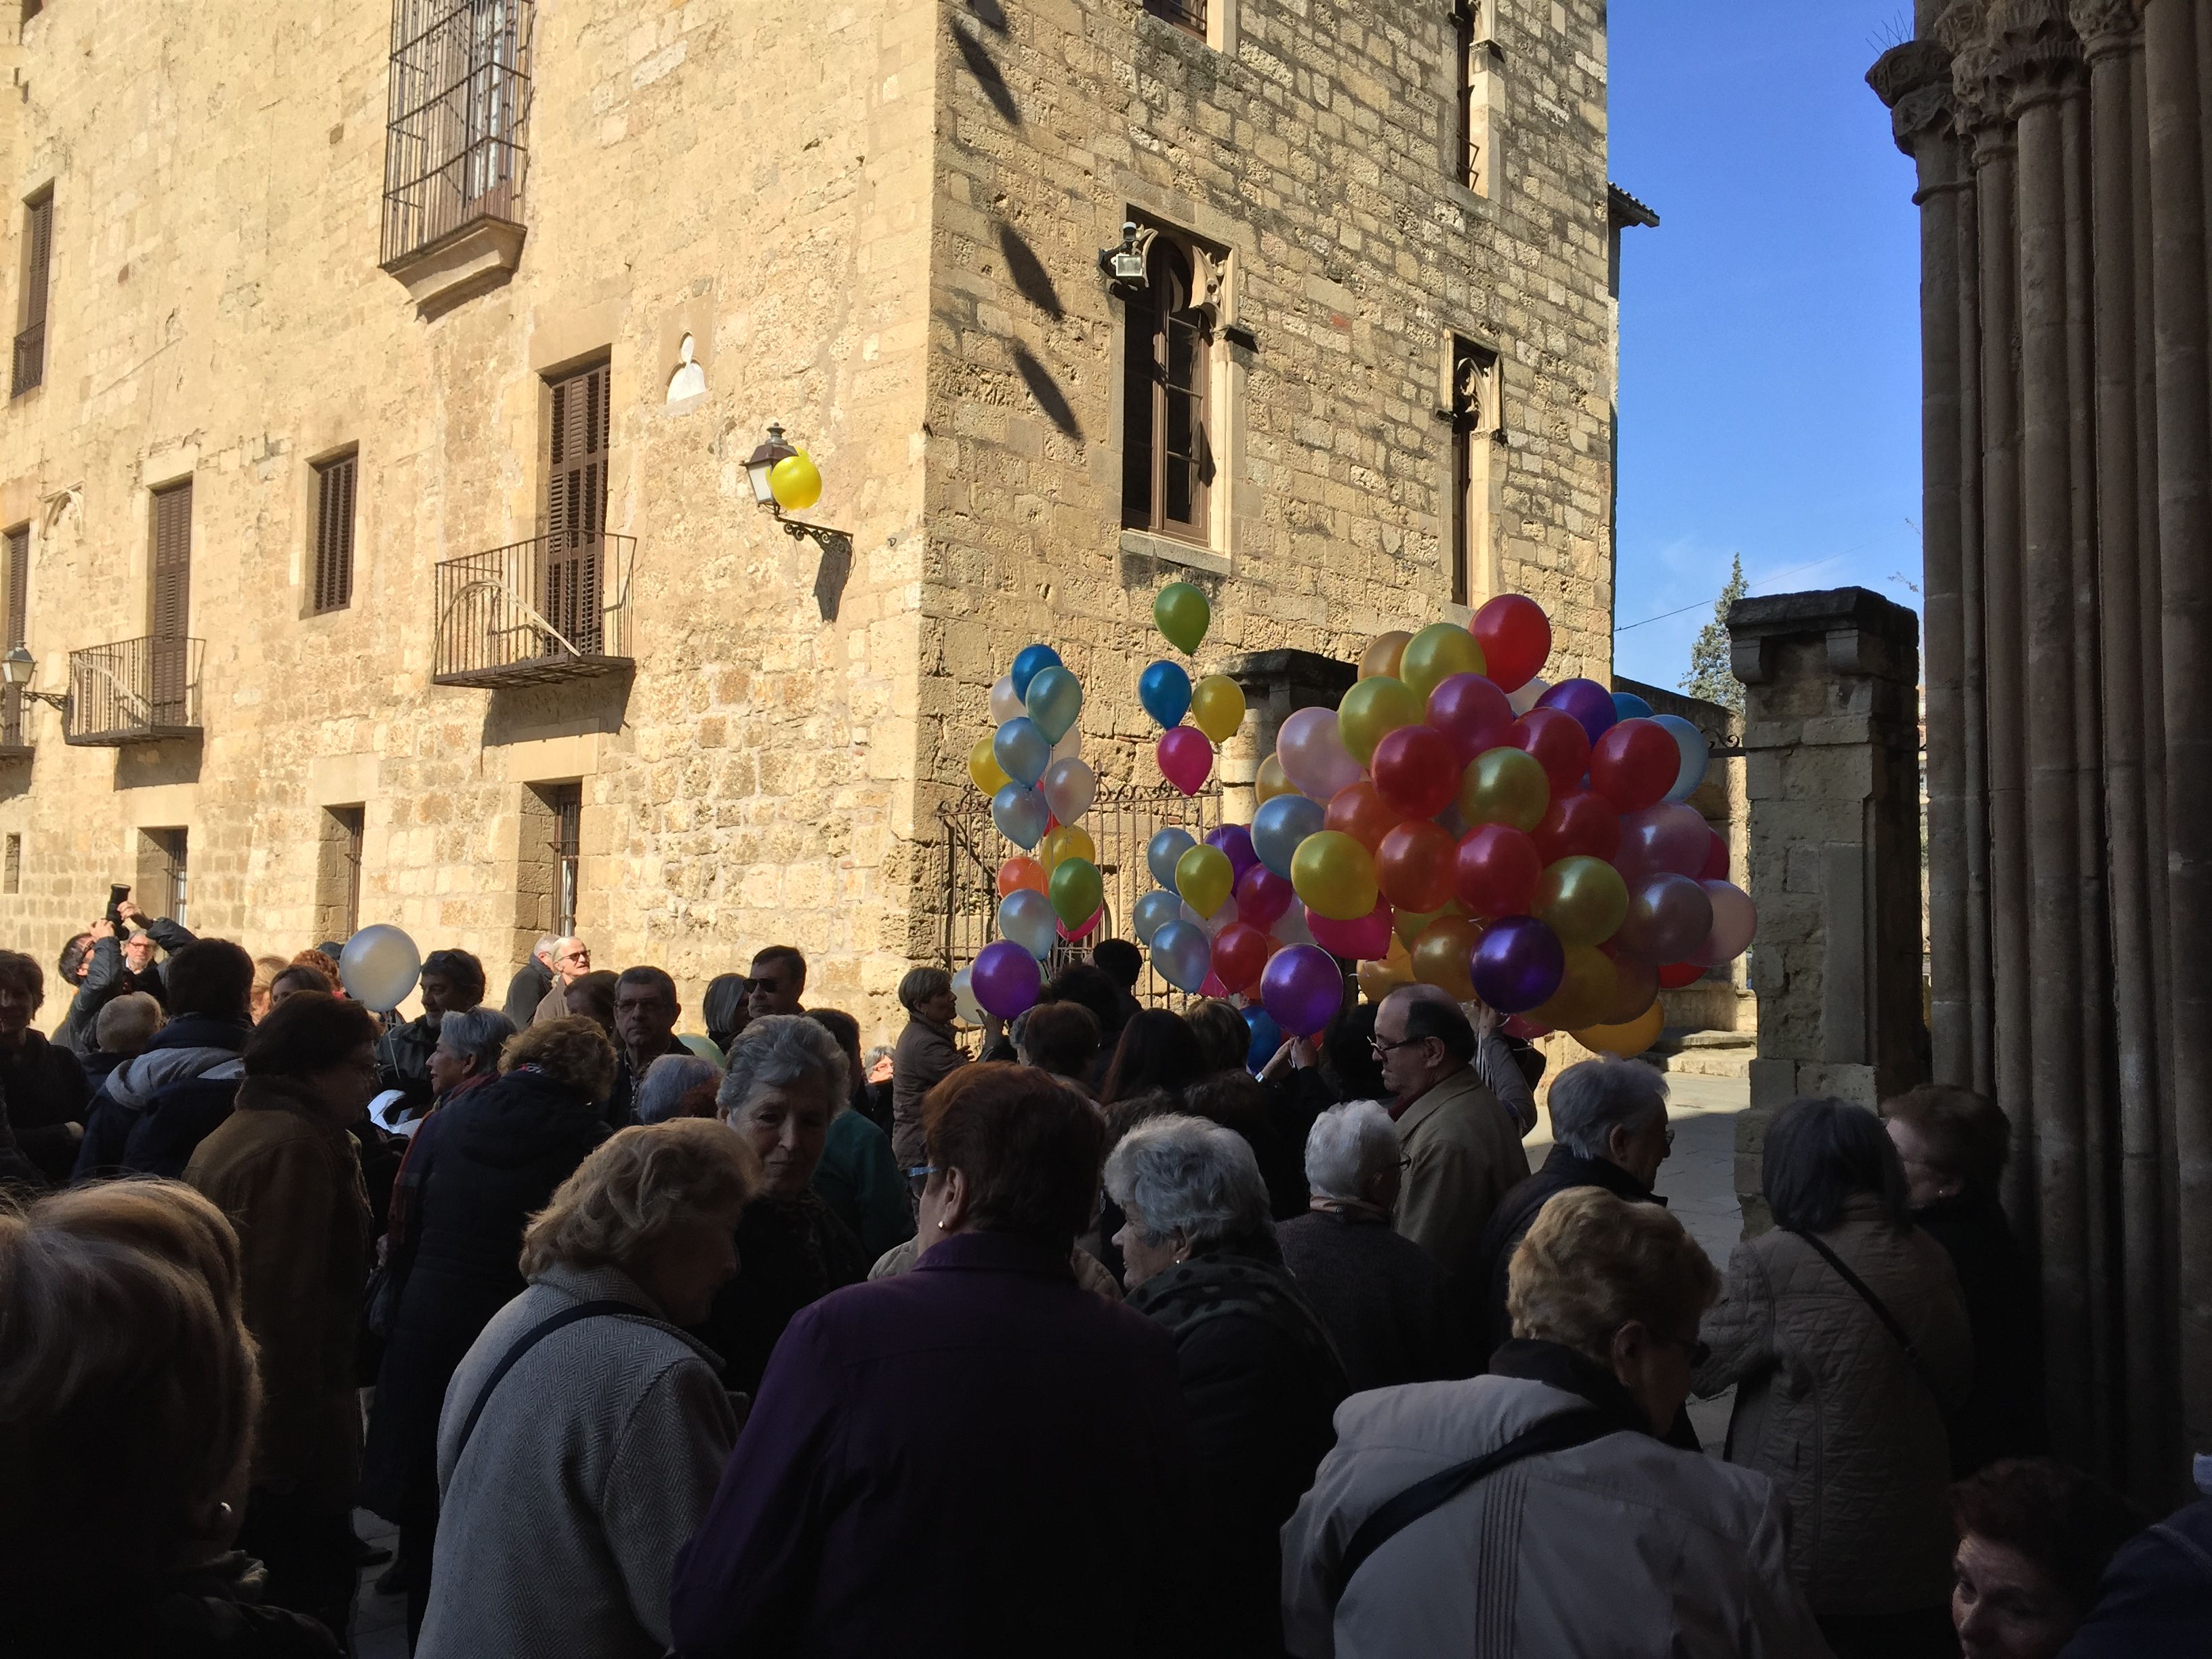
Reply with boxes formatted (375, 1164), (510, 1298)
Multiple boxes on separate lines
(56, 893), (197, 1054)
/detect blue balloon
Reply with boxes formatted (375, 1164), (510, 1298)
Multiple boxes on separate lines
(1147, 826), (1197, 889)
(1654, 714), (1711, 802)
(1612, 691), (1656, 722)
(991, 782), (1050, 850)
(1252, 792), (1326, 879)
(1025, 665), (1084, 744)
(994, 717), (1051, 787)
(1010, 644), (1063, 702)
(1139, 659), (1193, 729)
(1132, 888), (1183, 945)
(1244, 1006), (1284, 1074)
(1151, 920), (1213, 993)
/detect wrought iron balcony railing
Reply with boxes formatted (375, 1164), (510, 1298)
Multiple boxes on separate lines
(10, 323), (44, 398)
(0, 687), (32, 757)
(432, 532), (634, 688)
(65, 636), (204, 745)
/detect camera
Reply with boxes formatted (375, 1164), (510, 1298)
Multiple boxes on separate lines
(107, 884), (131, 927)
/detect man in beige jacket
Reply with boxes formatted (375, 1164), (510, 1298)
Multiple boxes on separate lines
(1374, 985), (1528, 1298)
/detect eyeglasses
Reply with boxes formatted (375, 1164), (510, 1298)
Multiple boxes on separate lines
(1370, 1034), (1424, 1056)
(1660, 1332), (1711, 1368)
(905, 1164), (939, 1199)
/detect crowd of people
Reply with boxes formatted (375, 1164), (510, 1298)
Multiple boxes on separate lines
(1, 912), (2208, 1657)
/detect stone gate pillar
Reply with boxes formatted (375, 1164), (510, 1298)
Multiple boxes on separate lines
(1728, 588), (1926, 1231)
(1218, 649), (1357, 825)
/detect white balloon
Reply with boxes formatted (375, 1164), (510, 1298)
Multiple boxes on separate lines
(1052, 724), (1082, 762)
(952, 966), (983, 1026)
(1271, 905), (1315, 947)
(1506, 674), (1551, 716)
(989, 675), (1023, 726)
(339, 924), (422, 1012)
(1041, 757), (1097, 824)
(1182, 898), (1239, 938)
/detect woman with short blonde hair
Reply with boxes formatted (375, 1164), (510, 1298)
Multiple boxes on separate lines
(417, 1121), (762, 1659)
(1506, 1182), (1719, 1366)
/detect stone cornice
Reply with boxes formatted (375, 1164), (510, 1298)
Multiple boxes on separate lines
(2066, 0), (2141, 58)
(1869, 41), (1959, 157)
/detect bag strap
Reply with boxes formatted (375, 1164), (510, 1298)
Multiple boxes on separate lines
(453, 1298), (640, 1466)
(1330, 1409), (1611, 1604)
(1786, 1227), (1940, 1397)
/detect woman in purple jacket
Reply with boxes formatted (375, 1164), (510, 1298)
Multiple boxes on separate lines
(671, 1063), (1192, 1659)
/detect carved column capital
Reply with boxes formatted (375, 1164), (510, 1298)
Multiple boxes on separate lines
(1992, 0), (2085, 113)
(1938, 1), (2015, 150)
(1869, 40), (1959, 157)
(2066, 0), (2142, 58)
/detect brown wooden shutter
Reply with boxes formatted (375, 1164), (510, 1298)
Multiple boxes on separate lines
(4, 524), (26, 650)
(149, 481), (192, 638)
(313, 453), (356, 613)
(13, 192), (53, 396)
(544, 363), (608, 653)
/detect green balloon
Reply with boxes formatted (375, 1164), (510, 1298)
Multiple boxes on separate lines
(1049, 857), (1105, 928)
(1155, 582), (1211, 655)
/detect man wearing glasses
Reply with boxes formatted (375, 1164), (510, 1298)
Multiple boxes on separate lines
(745, 946), (807, 1023)
(1371, 984), (1529, 1300)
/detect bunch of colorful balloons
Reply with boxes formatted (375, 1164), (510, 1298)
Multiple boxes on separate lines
(1134, 593), (1755, 1056)
(962, 643), (1106, 1023)
(1141, 583), (1248, 795)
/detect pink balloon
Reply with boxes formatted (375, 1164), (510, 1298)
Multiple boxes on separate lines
(1277, 708), (1367, 800)
(1307, 899), (1393, 961)
(1427, 672), (1516, 766)
(1200, 971), (1230, 998)
(1158, 726), (1214, 796)
(1696, 880), (1757, 964)
(1057, 908), (1104, 941)
(1615, 802), (1713, 882)
(1235, 863), (1295, 929)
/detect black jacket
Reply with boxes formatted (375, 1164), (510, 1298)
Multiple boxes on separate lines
(1475, 1145), (1661, 1358)
(9, 1551), (340, 1659)
(58, 918), (197, 1050)
(75, 1013), (251, 1180)
(376, 1014), (438, 1115)
(360, 1066), (607, 1521)
(1279, 1206), (1469, 1390)
(691, 1189), (868, 1397)
(1126, 1238), (1347, 1659)
(0, 1029), (89, 1185)
(2060, 1492), (2212, 1658)
(1913, 1187), (2048, 1474)
(499, 958), (553, 1030)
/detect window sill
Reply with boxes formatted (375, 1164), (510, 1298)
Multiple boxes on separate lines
(1119, 527), (1230, 578)
(1443, 180), (1496, 221)
(382, 219), (526, 321)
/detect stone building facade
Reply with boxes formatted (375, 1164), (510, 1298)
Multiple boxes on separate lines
(1, 0), (1617, 1036)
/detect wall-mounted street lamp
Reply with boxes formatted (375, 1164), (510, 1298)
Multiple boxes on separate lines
(1099, 221), (1150, 291)
(0, 646), (69, 712)
(745, 423), (853, 622)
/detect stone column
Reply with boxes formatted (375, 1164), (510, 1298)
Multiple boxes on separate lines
(1728, 589), (1926, 1233)
(1217, 649), (1355, 826)
(1871, 38), (1975, 1089)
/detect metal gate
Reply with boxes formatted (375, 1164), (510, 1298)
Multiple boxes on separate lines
(936, 781), (1221, 1004)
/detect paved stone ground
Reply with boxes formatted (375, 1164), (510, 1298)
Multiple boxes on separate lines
(344, 1071), (1752, 1652)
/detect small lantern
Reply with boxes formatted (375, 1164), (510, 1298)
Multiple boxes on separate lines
(0, 647), (33, 690)
(744, 423), (798, 507)
(1099, 222), (1148, 286)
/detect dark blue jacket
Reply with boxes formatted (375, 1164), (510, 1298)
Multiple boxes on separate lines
(73, 1014), (250, 1181)
(2061, 1492), (2212, 1657)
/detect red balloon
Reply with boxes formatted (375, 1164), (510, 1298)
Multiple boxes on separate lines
(1589, 718), (1682, 813)
(1472, 594), (1552, 693)
(1502, 1015), (1553, 1041)
(1235, 862), (1295, 929)
(1200, 971), (1229, 998)
(1509, 707), (1592, 796)
(1455, 823), (1543, 918)
(1657, 960), (1706, 989)
(1210, 922), (1273, 994)
(1532, 790), (1622, 864)
(1427, 672), (1516, 765)
(1324, 780), (1404, 855)
(1376, 820), (1459, 914)
(1370, 724), (1461, 820)
(1698, 830), (1730, 882)
(1309, 900), (1394, 961)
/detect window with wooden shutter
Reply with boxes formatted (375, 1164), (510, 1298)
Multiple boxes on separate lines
(544, 362), (609, 655)
(12, 188), (52, 398)
(148, 482), (193, 730)
(311, 452), (358, 615)
(2, 524), (25, 749)
(1120, 232), (1213, 545)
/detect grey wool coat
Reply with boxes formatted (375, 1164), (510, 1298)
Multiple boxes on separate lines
(415, 1261), (740, 1659)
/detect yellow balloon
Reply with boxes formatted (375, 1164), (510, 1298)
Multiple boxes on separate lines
(1255, 754), (1298, 804)
(970, 737), (1010, 796)
(1457, 746), (1550, 832)
(1360, 631), (1411, 680)
(1356, 937), (1415, 1004)
(1394, 902), (1458, 947)
(1176, 844), (1236, 918)
(770, 451), (823, 511)
(1531, 945), (1618, 1031)
(1410, 914), (1481, 1000)
(1572, 1000), (1667, 1059)
(1399, 623), (1488, 705)
(1337, 676), (1424, 766)
(1042, 823), (1096, 870)
(1534, 856), (1629, 947)
(1291, 830), (1380, 922)
(1191, 674), (1248, 744)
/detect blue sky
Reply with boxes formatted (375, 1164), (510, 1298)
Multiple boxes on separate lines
(1610, 3), (1924, 689)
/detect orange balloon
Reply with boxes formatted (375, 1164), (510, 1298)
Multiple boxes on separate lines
(997, 856), (1047, 899)
(1530, 945), (1618, 1032)
(1324, 781), (1405, 855)
(1410, 914), (1483, 1001)
(1356, 937), (1415, 1004)
(1572, 1000), (1666, 1059)
(1395, 901), (1458, 947)
(1360, 630), (1411, 680)
(1375, 821), (1458, 914)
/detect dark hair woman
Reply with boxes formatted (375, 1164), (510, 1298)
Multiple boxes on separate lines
(1099, 1006), (1208, 1105)
(1694, 1097), (1974, 1659)
(672, 1065), (1190, 1659)
(701, 972), (750, 1055)
(1947, 1458), (2144, 1659)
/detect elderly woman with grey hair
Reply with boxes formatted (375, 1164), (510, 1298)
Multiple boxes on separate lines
(1107, 1114), (1346, 1658)
(633, 1052), (724, 1125)
(691, 1015), (869, 1394)
(1276, 1100), (1467, 1391)
(1473, 1055), (1677, 1362)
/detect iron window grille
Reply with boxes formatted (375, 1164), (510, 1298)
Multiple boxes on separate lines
(1143, 0), (1206, 36)
(381, 0), (534, 267)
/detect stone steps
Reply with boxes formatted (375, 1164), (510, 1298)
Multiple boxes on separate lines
(1648, 1027), (1755, 1079)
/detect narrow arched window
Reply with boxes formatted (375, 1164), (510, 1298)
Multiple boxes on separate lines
(1121, 234), (1212, 544)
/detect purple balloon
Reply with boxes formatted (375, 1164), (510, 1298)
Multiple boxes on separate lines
(1471, 915), (1566, 1013)
(1206, 823), (1261, 884)
(1614, 873), (1716, 964)
(1615, 802), (1713, 883)
(1235, 862), (1296, 929)
(970, 939), (1042, 1020)
(1261, 943), (1347, 1038)
(1536, 677), (1620, 745)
